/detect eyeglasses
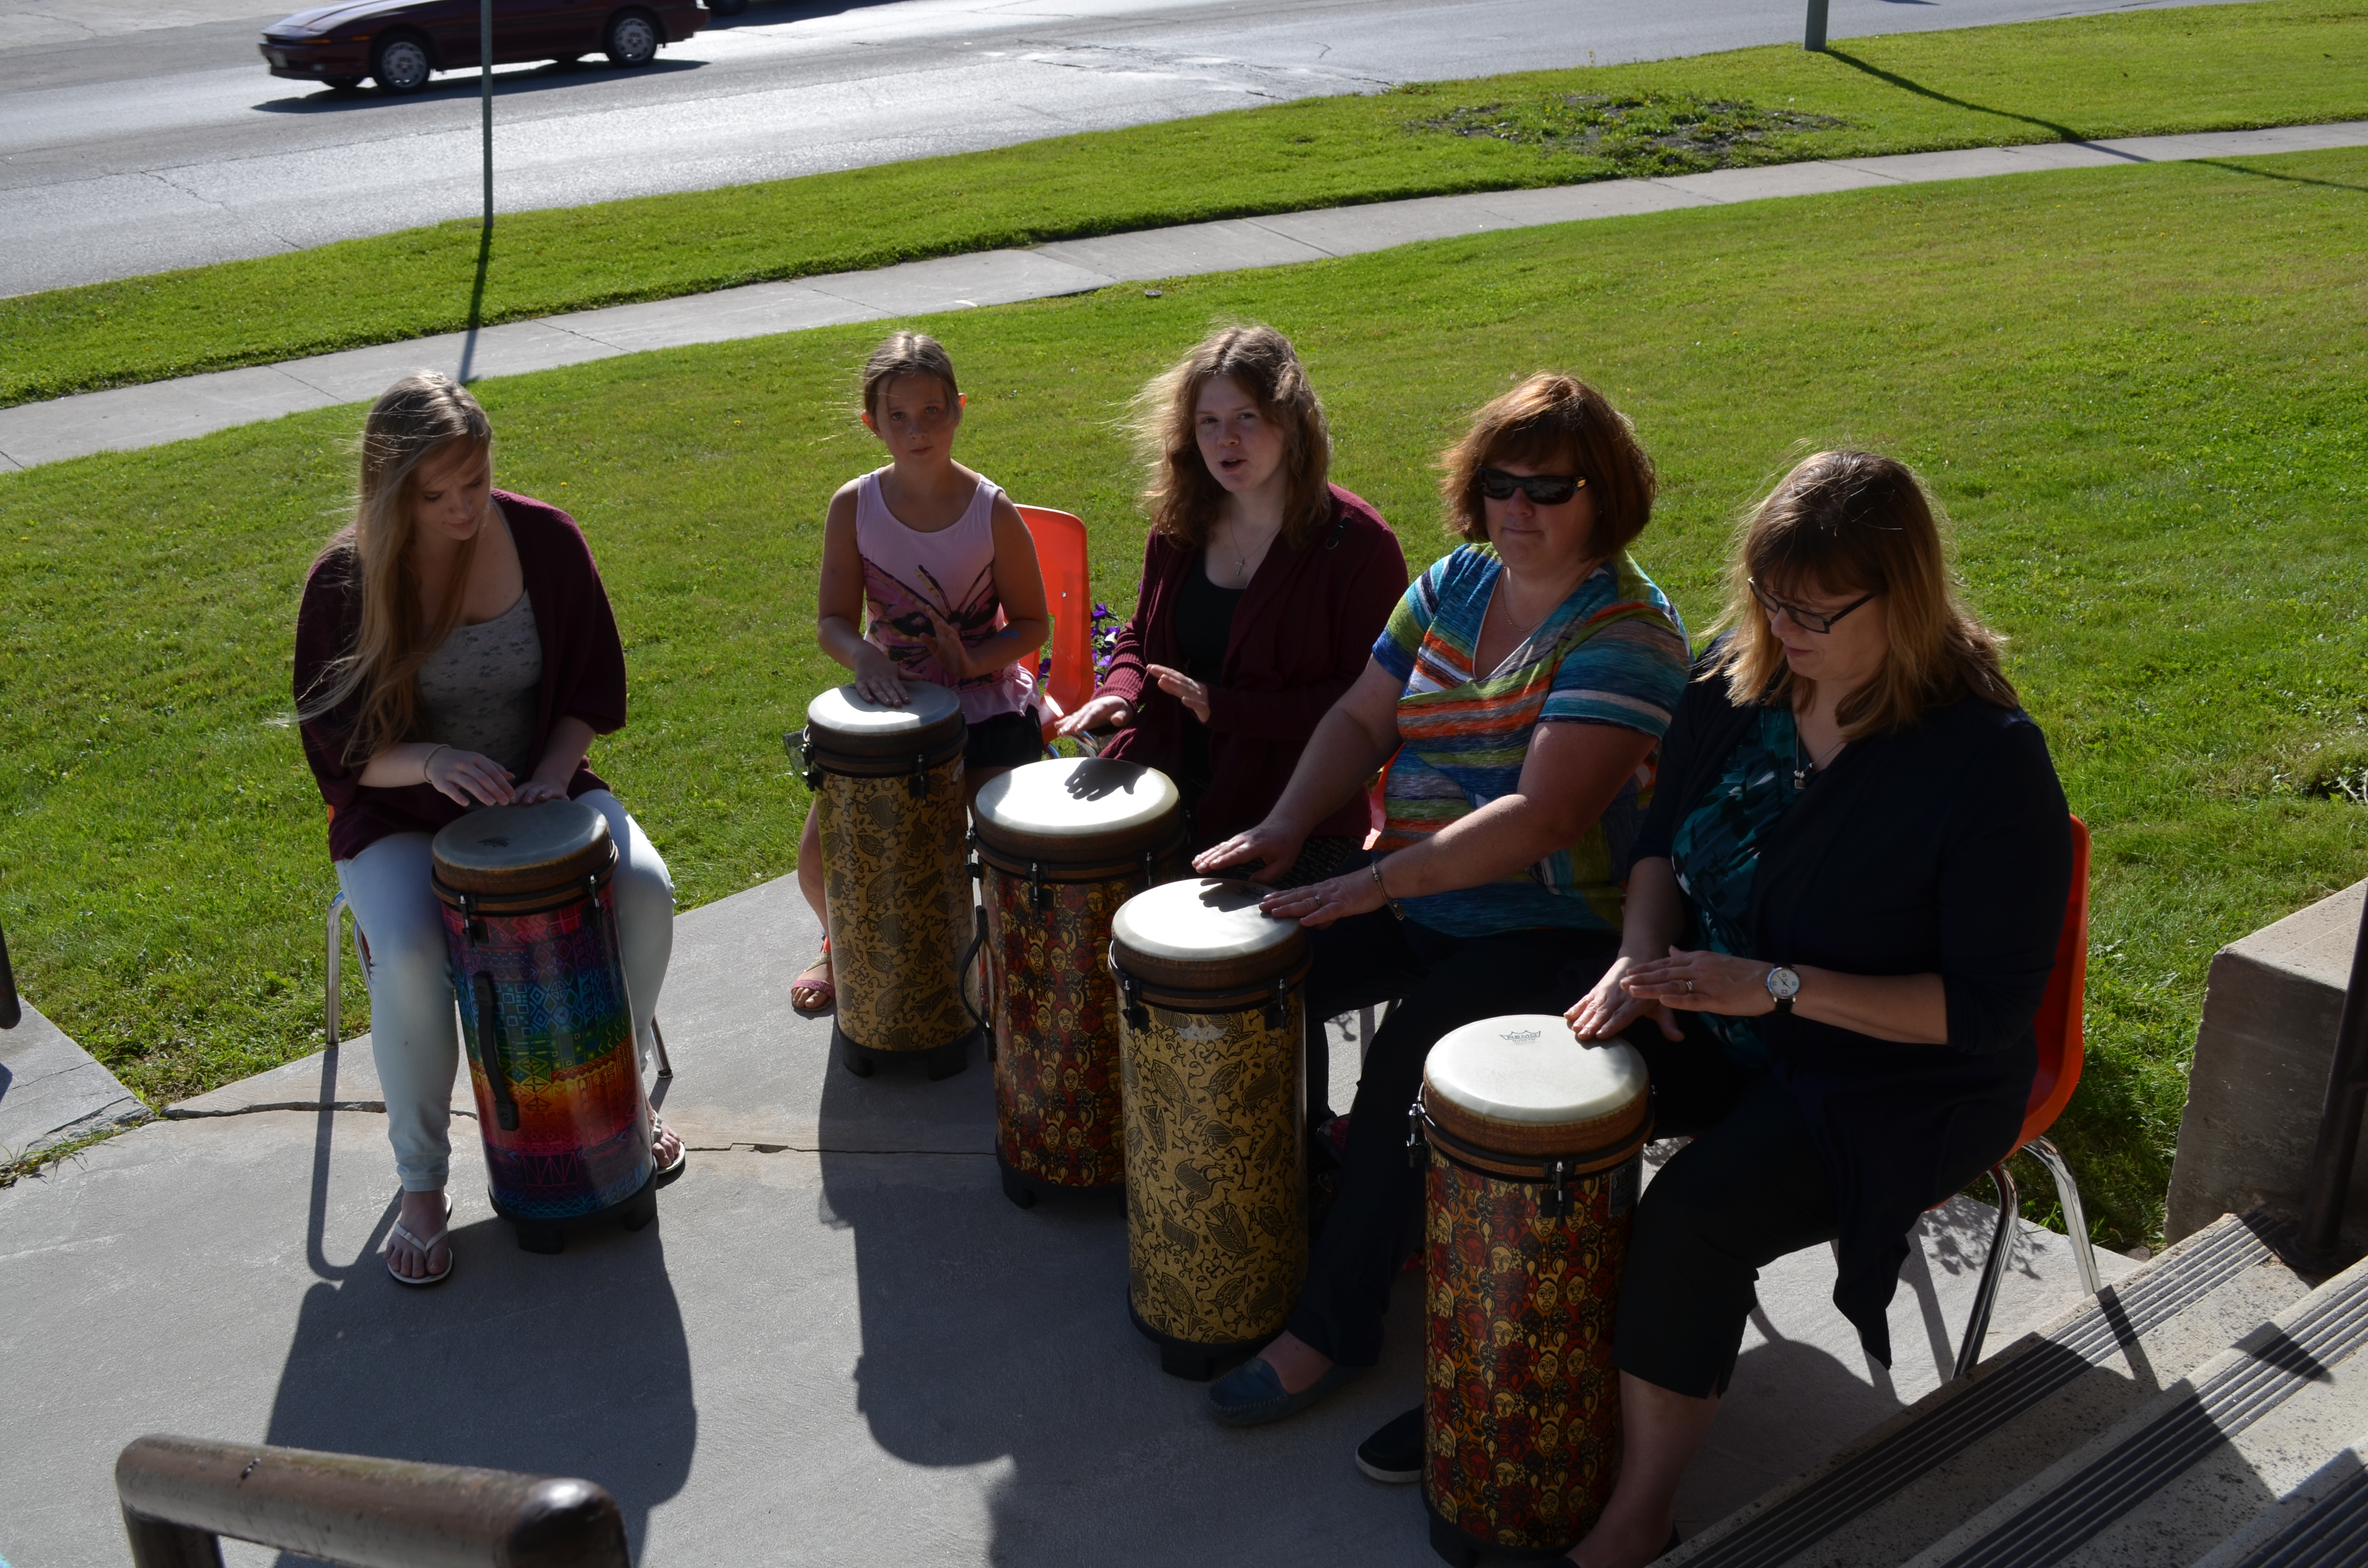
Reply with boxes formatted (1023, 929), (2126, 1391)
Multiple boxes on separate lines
(1477, 467), (1587, 506)
(1748, 578), (1878, 634)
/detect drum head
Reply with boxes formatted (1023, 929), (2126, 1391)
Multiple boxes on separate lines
(973, 758), (1183, 863)
(1424, 1015), (1649, 1160)
(1109, 877), (1306, 993)
(432, 799), (614, 896)
(805, 682), (965, 760)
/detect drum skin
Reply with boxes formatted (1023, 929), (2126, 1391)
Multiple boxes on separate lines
(441, 872), (653, 1223)
(1119, 991), (1308, 1351)
(983, 861), (1144, 1190)
(1423, 1145), (1640, 1553)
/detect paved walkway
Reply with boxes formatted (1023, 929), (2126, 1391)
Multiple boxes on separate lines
(4, 119), (2362, 472)
(0, 871), (2130, 1567)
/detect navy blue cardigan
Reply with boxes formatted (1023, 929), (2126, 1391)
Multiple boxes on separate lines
(1635, 652), (2073, 1363)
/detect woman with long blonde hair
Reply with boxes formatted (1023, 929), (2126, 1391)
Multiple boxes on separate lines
(294, 371), (679, 1287)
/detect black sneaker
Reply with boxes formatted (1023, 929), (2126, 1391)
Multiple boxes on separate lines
(1356, 1406), (1423, 1484)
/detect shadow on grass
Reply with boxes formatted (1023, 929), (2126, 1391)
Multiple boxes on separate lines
(459, 222), (493, 383)
(1824, 48), (2133, 155)
(2191, 157), (2368, 194)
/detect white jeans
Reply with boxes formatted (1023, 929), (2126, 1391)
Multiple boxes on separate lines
(335, 790), (675, 1192)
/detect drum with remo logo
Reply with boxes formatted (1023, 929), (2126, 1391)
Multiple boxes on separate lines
(1109, 878), (1310, 1380)
(973, 757), (1186, 1207)
(796, 683), (977, 1079)
(1413, 1015), (1652, 1565)
(432, 799), (657, 1254)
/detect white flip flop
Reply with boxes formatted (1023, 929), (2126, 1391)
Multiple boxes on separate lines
(385, 1193), (454, 1287)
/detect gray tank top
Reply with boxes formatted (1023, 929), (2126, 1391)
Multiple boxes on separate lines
(417, 592), (543, 777)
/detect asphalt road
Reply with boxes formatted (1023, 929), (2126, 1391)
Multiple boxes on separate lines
(3, 0), (2244, 298)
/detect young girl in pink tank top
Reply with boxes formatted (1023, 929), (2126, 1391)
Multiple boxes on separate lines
(792, 332), (1050, 1014)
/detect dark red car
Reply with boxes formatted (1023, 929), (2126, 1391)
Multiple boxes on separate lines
(258, 0), (708, 95)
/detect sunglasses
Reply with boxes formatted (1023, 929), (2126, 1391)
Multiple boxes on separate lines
(1748, 578), (1879, 635)
(1477, 467), (1587, 506)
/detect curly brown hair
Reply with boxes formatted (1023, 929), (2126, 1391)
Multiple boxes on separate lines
(1135, 324), (1333, 551)
(1439, 373), (1656, 558)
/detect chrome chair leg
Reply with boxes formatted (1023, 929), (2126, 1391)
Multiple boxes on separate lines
(1954, 1159), (2020, 1380)
(325, 892), (351, 1051)
(652, 1017), (674, 1079)
(2024, 1135), (2101, 1297)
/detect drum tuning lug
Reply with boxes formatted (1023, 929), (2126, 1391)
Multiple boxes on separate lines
(1029, 862), (1048, 912)
(908, 751), (929, 799)
(1407, 1100), (1427, 1168)
(1121, 975), (1149, 1031)
(1544, 1159), (1573, 1219)
(1263, 976), (1291, 1029)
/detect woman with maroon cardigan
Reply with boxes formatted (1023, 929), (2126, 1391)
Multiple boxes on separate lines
(295, 372), (679, 1288)
(1057, 325), (1407, 880)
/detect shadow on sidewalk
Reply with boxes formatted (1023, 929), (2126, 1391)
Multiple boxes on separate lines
(256, 1048), (695, 1564)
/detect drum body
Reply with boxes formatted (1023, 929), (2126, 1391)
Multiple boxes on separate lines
(1418, 1017), (1651, 1565)
(799, 684), (976, 1079)
(432, 800), (655, 1253)
(974, 758), (1186, 1205)
(1109, 878), (1310, 1379)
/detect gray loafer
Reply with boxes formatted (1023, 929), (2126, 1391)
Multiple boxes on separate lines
(1205, 1355), (1362, 1427)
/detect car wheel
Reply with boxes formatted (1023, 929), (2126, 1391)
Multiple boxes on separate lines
(324, 74), (365, 91)
(372, 34), (432, 93)
(604, 9), (659, 66)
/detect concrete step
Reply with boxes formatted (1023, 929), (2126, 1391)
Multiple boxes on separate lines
(2189, 1430), (2368, 1568)
(1669, 1213), (2312, 1568)
(1896, 1248), (2368, 1568)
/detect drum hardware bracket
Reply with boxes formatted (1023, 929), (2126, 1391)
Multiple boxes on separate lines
(1120, 973), (1149, 1031)
(908, 751), (929, 799)
(1028, 861), (1048, 913)
(1263, 974), (1293, 1029)
(456, 890), (488, 946)
(1406, 1101), (1429, 1170)
(787, 728), (821, 790)
(470, 970), (521, 1132)
(1543, 1158), (1575, 1219)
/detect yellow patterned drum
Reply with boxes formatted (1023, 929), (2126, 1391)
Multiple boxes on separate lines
(973, 757), (1186, 1207)
(1109, 878), (1310, 1380)
(1416, 1017), (1651, 1565)
(798, 683), (977, 1080)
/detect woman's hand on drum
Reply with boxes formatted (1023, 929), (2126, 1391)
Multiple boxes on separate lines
(1055, 692), (1133, 738)
(424, 746), (517, 808)
(850, 646), (912, 707)
(1144, 663), (1212, 723)
(1255, 867), (1382, 929)
(1620, 946), (1777, 1017)
(1193, 821), (1307, 886)
(1566, 956), (1684, 1043)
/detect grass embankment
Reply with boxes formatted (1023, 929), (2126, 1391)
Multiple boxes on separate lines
(5, 0), (2365, 406)
(4, 146), (2365, 1243)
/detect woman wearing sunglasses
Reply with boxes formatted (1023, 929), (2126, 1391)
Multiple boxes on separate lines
(1191, 371), (1691, 1427)
(1503, 449), (2068, 1566)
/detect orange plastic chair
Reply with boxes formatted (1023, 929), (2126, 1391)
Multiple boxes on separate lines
(1952, 814), (2097, 1376)
(1016, 504), (1093, 744)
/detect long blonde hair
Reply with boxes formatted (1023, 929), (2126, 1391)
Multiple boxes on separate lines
(297, 372), (494, 765)
(1710, 449), (2017, 738)
(1134, 324), (1333, 551)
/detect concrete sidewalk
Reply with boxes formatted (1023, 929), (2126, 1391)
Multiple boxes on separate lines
(0, 1000), (150, 1161)
(0, 871), (2129, 1567)
(4, 119), (2362, 472)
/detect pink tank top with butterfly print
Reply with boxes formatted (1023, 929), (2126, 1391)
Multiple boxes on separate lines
(856, 468), (1035, 725)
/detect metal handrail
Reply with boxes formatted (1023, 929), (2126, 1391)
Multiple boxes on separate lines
(0, 918), (20, 1030)
(2298, 894), (2368, 1267)
(115, 1435), (629, 1568)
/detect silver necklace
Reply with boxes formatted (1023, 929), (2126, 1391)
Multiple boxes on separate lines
(1793, 733), (1847, 790)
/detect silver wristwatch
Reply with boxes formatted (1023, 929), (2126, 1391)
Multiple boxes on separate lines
(1765, 966), (1801, 1015)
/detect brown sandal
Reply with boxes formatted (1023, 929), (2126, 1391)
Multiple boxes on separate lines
(791, 939), (834, 1017)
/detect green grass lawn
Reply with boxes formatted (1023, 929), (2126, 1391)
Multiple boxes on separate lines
(4, 0), (2364, 408)
(4, 145), (2365, 1246)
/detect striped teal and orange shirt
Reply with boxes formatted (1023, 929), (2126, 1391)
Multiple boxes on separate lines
(1370, 546), (1690, 936)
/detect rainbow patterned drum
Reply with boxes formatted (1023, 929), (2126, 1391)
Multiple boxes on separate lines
(432, 800), (656, 1253)
(1110, 878), (1310, 1380)
(798, 683), (977, 1080)
(1415, 1017), (1651, 1565)
(973, 757), (1186, 1207)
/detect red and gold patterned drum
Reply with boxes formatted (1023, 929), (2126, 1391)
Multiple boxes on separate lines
(1416, 1016), (1651, 1565)
(972, 757), (1185, 1207)
(1109, 878), (1310, 1380)
(798, 684), (977, 1080)
(432, 799), (656, 1254)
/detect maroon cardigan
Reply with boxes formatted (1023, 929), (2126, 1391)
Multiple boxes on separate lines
(293, 491), (629, 863)
(1098, 485), (1408, 848)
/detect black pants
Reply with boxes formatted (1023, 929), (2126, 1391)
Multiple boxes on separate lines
(1283, 911), (1621, 1368)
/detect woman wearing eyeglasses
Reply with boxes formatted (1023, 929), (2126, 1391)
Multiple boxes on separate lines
(1190, 371), (1691, 1427)
(1494, 449), (2069, 1567)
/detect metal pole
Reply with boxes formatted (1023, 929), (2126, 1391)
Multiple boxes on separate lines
(2298, 895), (2368, 1262)
(1804, 0), (1829, 51)
(480, 0), (493, 231)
